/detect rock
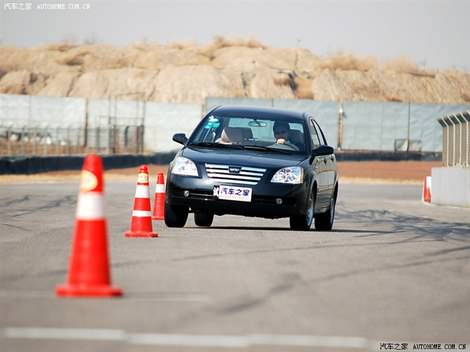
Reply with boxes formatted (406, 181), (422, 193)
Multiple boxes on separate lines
(39, 72), (80, 97)
(150, 65), (244, 103)
(0, 39), (468, 104)
(0, 70), (31, 94)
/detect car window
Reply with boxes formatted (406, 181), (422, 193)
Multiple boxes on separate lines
(228, 117), (271, 140)
(190, 115), (307, 153)
(313, 120), (327, 145)
(309, 119), (322, 149)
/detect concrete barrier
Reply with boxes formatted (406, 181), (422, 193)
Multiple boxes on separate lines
(336, 151), (441, 162)
(0, 150), (441, 175)
(0, 153), (177, 175)
(431, 167), (470, 208)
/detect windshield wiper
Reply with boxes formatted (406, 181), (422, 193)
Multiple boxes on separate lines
(190, 142), (295, 153)
(241, 145), (293, 153)
(189, 142), (243, 149)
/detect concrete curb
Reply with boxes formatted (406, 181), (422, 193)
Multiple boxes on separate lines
(0, 151), (441, 175)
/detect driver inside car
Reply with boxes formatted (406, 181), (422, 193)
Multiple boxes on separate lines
(272, 121), (299, 150)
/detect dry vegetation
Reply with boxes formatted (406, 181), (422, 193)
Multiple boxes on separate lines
(0, 37), (469, 104)
(317, 52), (378, 72)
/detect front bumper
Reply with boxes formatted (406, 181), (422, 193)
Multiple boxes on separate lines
(167, 174), (309, 218)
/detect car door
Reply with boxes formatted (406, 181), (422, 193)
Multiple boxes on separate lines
(313, 120), (336, 198)
(309, 118), (329, 209)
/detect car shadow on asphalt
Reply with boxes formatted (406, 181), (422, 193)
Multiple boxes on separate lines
(185, 226), (390, 234)
(337, 208), (470, 243)
(187, 226), (291, 231)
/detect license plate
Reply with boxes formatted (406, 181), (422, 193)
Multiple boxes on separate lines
(213, 185), (252, 202)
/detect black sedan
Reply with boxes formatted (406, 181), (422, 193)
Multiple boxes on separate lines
(165, 106), (338, 231)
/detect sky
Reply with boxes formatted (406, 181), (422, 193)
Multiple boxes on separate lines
(1, 0), (469, 70)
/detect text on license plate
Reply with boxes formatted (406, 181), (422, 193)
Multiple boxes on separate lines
(213, 185), (252, 202)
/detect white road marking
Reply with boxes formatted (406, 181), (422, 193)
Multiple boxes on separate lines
(3, 328), (126, 341)
(0, 327), (372, 349)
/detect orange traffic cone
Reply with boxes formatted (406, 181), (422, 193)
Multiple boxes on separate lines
(152, 172), (166, 220)
(423, 176), (432, 203)
(56, 154), (122, 297)
(125, 165), (159, 237)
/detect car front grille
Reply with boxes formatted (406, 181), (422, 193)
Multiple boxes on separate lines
(204, 163), (266, 185)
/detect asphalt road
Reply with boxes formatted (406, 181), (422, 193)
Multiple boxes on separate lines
(0, 181), (469, 352)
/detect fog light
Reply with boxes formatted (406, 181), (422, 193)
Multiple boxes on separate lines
(184, 190), (190, 197)
(275, 198), (283, 205)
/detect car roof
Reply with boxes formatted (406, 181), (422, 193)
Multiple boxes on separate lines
(211, 105), (308, 121)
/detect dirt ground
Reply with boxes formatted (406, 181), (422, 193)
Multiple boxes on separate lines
(0, 161), (441, 184)
(337, 161), (441, 183)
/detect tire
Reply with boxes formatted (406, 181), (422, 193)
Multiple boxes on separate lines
(164, 202), (188, 228)
(314, 195), (336, 231)
(194, 212), (214, 227)
(289, 190), (315, 231)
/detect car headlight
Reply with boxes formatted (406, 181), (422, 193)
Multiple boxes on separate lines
(171, 157), (199, 176)
(271, 166), (304, 184)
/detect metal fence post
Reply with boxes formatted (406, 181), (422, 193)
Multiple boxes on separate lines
(96, 126), (100, 152)
(464, 112), (470, 167)
(142, 100), (147, 152)
(457, 114), (465, 166)
(21, 125), (26, 155)
(467, 115), (470, 167)
(76, 126), (81, 154)
(337, 103), (344, 150)
(438, 118), (447, 166)
(43, 125), (48, 156)
(451, 117), (456, 166)
(83, 98), (89, 149)
(407, 102), (411, 152)
(140, 124), (145, 153)
(6, 123), (12, 156)
(66, 125), (71, 155)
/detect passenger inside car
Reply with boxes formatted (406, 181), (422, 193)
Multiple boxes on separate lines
(216, 127), (245, 144)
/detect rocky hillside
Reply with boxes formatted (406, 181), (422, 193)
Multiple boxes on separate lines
(1, 37), (469, 104)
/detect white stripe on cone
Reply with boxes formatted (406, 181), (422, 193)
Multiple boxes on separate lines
(132, 210), (152, 217)
(135, 185), (150, 198)
(155, 184), (165, 193)
(426, 176), (432, 189)
(76, 193), (104, 220)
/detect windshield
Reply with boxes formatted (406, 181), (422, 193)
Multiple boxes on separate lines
(190, 115), (308, 153)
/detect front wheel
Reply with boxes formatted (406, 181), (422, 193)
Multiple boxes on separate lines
(314, 196), (336, 231)
(194, 212), (214, 227)
(164, 202), (188, 228)
(289, 191), (315, 231)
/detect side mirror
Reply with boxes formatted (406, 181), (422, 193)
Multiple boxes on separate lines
(312, 145), (334, 157)
(173, 133), (188, 145)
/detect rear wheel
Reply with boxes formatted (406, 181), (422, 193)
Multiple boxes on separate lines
(164, 202), (188, 228)
(314, 195), (336, 231)
(289, 191), (315, 231)
(194, 212), (214, 227)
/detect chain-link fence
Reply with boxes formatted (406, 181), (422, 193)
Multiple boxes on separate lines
(0, 124), (144, 156)
(206, 97), (470, 152)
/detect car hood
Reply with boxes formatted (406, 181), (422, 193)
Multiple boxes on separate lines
(181, 146), (307, 169)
